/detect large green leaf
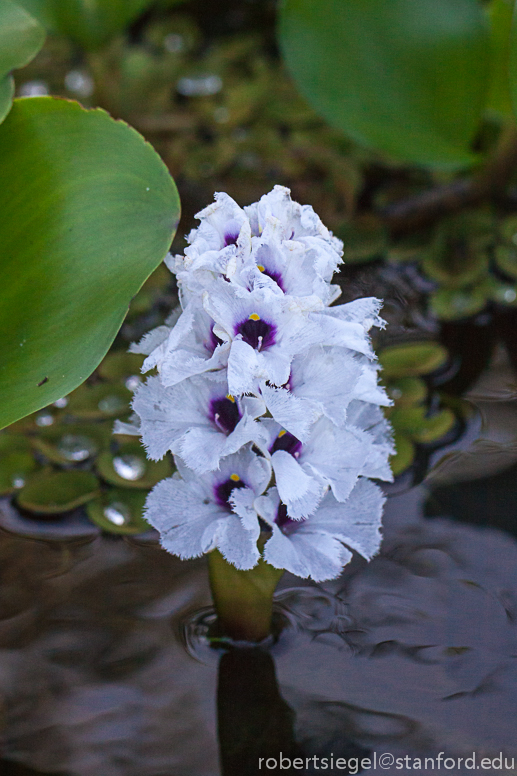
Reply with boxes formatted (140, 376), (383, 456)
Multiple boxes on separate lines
(487, 0), (514, 117)
(0, 0), (45, 123)
(508, 0), (517, 116)
(0, 97), (180, 430)
(279, 0), (490, 168)
(17, 0), (151, 50)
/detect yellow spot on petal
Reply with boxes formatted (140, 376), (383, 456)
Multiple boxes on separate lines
(230, 473), (240, 482)
(249, 313), (260, 321)
(226, 394), (235, 403)
(257, 264), (265, 272)
(278, 429), (286, 437)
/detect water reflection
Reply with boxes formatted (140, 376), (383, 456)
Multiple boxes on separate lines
(1, 366), (517, 773)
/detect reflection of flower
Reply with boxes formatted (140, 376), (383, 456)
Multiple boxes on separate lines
(126, 186), (394, 580)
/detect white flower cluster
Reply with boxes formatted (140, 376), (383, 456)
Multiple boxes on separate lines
(118, 186), (394, 581)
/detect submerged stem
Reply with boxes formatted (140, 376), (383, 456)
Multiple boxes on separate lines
(208, 549), (284, 643)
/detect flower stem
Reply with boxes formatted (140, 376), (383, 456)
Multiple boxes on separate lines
(208, 549), (284, 643)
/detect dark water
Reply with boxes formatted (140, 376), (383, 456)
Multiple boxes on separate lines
(1, 357), (517, 775)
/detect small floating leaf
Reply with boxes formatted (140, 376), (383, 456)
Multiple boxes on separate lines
(86, 488), (150, 534)
(0, 450), (39, 495)
(386, 376), (427, 406)
(67, 383), (132, 419)
(0, 0), (45, 123)
(390, 432), (415, 476)
(390, 405), (455, 443)
(421, 212), (493, 287)
(494, 245), (517, 280)
(379, 342), (448, 379)
(17, 469), (99, 513)
(429, 284), (488, 320)
(97, 441), (172, 489)
(97, 351), (144, 382)
(31, 422), (111, 464)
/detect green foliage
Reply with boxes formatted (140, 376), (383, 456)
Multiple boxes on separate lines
(17, 0), (152, 50)
(279, 0), (490, 168)
(17, 468), (100, 513)
(0, 97), (180, 430)
(379, 342), (449, 379)
(487, 0), (514, 117)
(86, 488), (150, 534)
(0, 0), (45, 122)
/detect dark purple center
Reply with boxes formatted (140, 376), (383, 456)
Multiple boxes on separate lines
(275, 502), (298, 532)
(270, 431), (302, 458)
(236, 316), (276, 351)
(224, 230), (239, 247)
(260, 266), (284, 291)
(208, 325), (224, 353)
(214, 476), (246, 511)
(210, 396), (241, 435)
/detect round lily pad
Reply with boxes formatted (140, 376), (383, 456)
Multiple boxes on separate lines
(86, 488), (150, 534)
(386, 377), (427, 407)
(0, 450), (39, 495)
(390, 432), (415, 477)
(0, 433), (32, 454)
(67, 383), (132, 420)
(379, 342), (448, 379)
(31, 422), (112, 464)
(429, 284), (488, 321)
(494, 245), (517, 280)
(486, 277), (517, 306)
(96, 441), (172, 489)
(411, 408), (456, 444)
(16, 469), (100, 514)
(390, 405), (455, 443)
(97, 351), (144, 384)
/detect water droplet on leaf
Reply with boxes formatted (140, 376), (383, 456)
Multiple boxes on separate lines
(112, 454), (146, 481)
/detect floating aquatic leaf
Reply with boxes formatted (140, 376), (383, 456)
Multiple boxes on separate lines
(97, 351), (145, 382)
(379, 342), (448, 379)
(96, 442), (173, 489)
(390, 431), (415, 476)
(31, 423), (111, 464)
(0, 450), (39, 495)
(429, 284), (488, 321)
(386, 377), (427, 407)
(0, 0), (45, 123)
(86, 488), (150, 534)
(421, 212), (493, 288)
(16, 469), (99, 514)
(390, 405), (455, 444)
(67, 383), (132, 420)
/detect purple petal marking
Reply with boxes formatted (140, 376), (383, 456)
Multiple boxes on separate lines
(210, 396), (241, 435)
(214, 477), (247, 510)
(235, 316), (276, 351)
(270, 431), (302, 458)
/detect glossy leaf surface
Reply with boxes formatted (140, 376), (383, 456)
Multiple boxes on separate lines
(0, 0), (45, 122)
(279, 0), (490, 167)
(17, 0), (151, 50)
(0, 97), (180, 430)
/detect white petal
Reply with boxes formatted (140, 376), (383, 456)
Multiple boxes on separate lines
(264, 523), (352, 582)
(272, 450), (325, 519)
(259, 382), (319, 442)
(129, 325), (170, 357)
(227, 339), (260, 395)
(311, 479), (385, 560)
(145, 477), (223, 560)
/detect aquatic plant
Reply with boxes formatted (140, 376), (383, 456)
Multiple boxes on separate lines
(120, 185), (394, 640)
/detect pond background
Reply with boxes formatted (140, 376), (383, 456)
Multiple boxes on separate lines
(2, 0), (517, 773)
